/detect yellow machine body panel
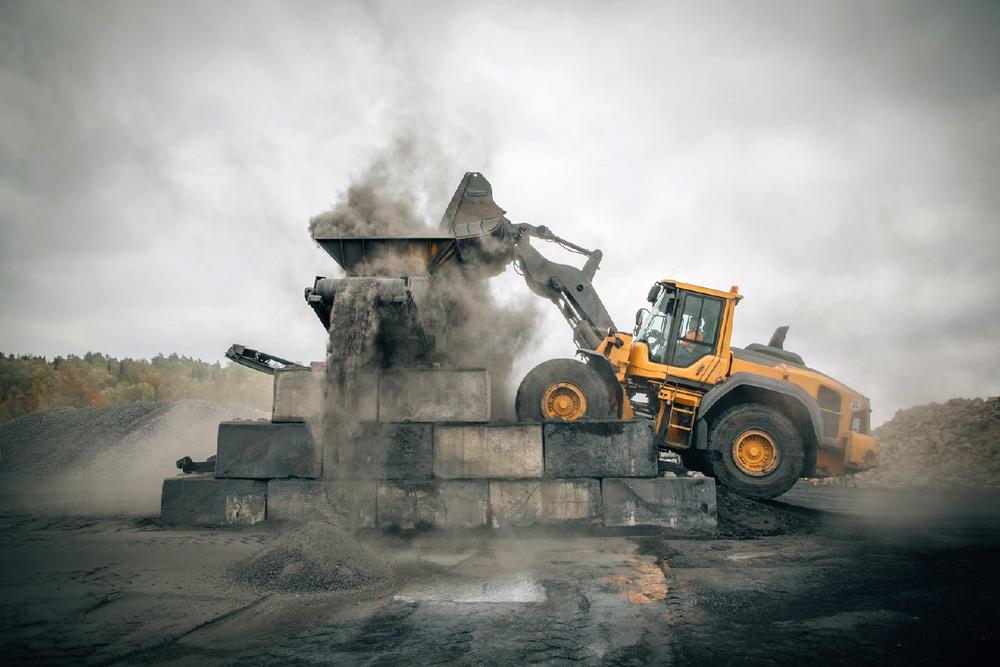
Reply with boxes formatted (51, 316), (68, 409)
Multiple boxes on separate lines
(726, 354), (877, 476)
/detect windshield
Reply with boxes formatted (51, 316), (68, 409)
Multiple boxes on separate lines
(636, 288), (675, 364)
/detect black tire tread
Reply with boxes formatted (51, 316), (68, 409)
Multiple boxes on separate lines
(515, 358), (615, 422)
(707, 403), (804, 499)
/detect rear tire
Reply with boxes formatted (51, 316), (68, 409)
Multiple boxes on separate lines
(707, 404), (804, 499)
(515, 358), (615, 421)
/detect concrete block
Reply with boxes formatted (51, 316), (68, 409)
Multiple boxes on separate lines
(434, 424), (543, 479)
(323, 422), (433, 480)
(489, 479), (602, 527)
(544, 421), (657, 478)
(160, 475), (267, 526)
(273, 364), (378, 423)
(266, 479), (376, 529)
(376, 480), (489, 529)
(215, 421), (321, 480)
(378, 368), (490, 422)
(602, 478), (717, 531)
(272, 365), (320, 423)
(324, 367), (378, 422)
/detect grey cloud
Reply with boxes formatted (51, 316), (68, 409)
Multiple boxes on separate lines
(1, 0), (997, 423)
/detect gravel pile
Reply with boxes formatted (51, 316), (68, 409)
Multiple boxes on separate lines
(843, 397), (1000, 488)
(231, 522), (394, 593)
(0, 400), (264, 476)
(716, 487), (819, 538)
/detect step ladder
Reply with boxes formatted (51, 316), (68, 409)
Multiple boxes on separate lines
(655, 386), (702, 449)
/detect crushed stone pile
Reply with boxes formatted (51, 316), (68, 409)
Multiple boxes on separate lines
(823, 397), (1000, 488)
(715, 487), (820, 538)
(0, 400), (265, 476)
(231, 521), (394, 593)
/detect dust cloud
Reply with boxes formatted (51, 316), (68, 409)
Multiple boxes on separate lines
(311, 143), (543, 420)
(433, 265), (542, 417)
(2, 2), (999, 423)
(0, 400), (265, 515)
(309, 148), (425, 239)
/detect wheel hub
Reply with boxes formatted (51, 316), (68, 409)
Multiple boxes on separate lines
(541, 382), (587, 420)
(732, 429), (779, 476)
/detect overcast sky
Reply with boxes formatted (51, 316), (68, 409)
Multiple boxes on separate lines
(2, 0), (998, 423)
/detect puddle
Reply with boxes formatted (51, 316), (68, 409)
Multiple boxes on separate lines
(601, 558), (668, 605)
(417, 552), (477, 567)
(772, 609), (918, 631)
(394, 574), (546, 603)
(725, 551), (777, 561)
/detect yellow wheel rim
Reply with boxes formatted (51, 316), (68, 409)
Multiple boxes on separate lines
(732, 429), (780, 476)
(541, 382), (588, 420)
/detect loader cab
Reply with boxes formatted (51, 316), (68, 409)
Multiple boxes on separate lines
(633, 280), (739, 387)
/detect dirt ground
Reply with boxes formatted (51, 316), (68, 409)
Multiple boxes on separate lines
(0, 482), (997, 666)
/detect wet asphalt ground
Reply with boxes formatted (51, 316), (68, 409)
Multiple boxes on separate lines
(0, 483), (997, 665)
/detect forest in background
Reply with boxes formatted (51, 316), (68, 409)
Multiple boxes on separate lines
(0, 353), (273, 423)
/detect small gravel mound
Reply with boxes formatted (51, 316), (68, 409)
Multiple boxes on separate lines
(716, 487), (819, 538)
(231, 522), (393, 593)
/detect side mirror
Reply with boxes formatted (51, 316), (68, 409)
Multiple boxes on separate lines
(635, 307), (649, 328)
(646, 283), (661, 303)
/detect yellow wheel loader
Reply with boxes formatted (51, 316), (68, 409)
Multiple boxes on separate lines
(517, 281), (878, 499)
(274, 172), (878, 500)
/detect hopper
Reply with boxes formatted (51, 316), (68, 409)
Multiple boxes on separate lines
(314, 234), (454, 276)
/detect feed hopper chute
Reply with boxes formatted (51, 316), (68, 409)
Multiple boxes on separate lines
(312, 234), (454, 277)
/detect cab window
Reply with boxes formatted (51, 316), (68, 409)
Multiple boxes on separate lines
(670, 293), (723, 368)
(636, 289), (675, 364)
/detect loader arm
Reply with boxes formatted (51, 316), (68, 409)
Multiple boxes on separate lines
(508, 223), (616, 349)
(439, 172), (617, 350)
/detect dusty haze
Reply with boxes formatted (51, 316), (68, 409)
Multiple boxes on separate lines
(310, 142), (542, 418)
(1, 0), (999, 423)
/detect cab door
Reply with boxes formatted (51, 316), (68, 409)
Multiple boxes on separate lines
(631, 288), (733, 385)
(663, 291), (730, 387)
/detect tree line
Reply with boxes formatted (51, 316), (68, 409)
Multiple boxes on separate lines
(0, 353), (273, 423)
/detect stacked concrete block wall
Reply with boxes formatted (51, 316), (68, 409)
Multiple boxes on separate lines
(162, 363), (717, 532)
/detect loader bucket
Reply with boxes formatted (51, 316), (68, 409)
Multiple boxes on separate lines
(314, 172), (512, 277)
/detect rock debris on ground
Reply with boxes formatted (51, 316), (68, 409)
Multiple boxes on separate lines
(715, 487), (820, 538)
(230, 521), (394, 593)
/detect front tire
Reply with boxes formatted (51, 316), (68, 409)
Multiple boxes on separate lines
(707, 404), (804, 499)
(515, 358), (615, 421)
